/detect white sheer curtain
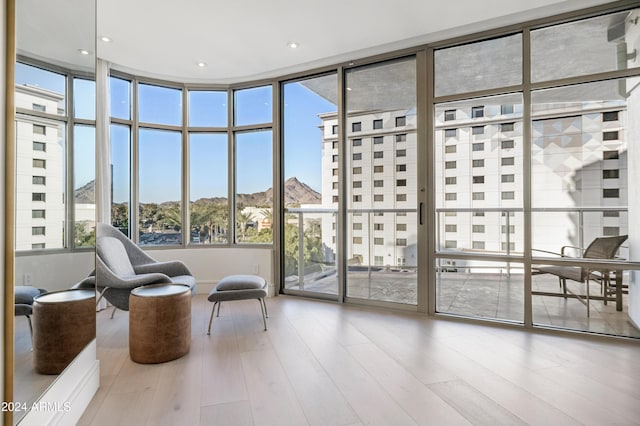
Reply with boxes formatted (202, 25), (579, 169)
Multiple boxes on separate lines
(96, 58), (111, 224)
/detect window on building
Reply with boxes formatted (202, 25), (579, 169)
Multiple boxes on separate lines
(332, 124), (338, 134)
(472, 159), (484, 167)
(352, 153), (362, 160)
(352, 138), (362, 146)
(445, 212), (457, 217)
(501, 157), (515, 166)
(501, 242), (516, 251)
(374, 180), (384, 187)
(603, 131), (619, 141)
(332, 182), (339, 189)
(332, 168), (339, 176)
(352, 122), (361, 132)
(445, 177), (457, 184)
(445, 193), (457, 200)
(472, 143), (484, 151)
(32, 103), (46, 112)
(396, 193), (407, 201)
(397, 223), (407, 231)
(444, 110), (456, 121)
(396, 238), (407, 246)
(603, 188), (619, 198)
(445, 240), (457, 248)
(603, 226), (620, 236)
(445, 224), (457, 232)
(602, 111), (619, 122)
(501, 122), (515, 132)
(603, 169), (619, 179)
(473, 176), (485, 184)
(502, 174), (515, 183)
(445, 161), (457, 169)
(32, 209), (45, 219)
(603, 211), (620, 217)
(472, 192), (485, 200)
(396, 149), (406, 157)
(33, 124), (46, 135)
(374, 151), (384, 159)
(502, 191), (515, 200)
(353, 181), (362, 188)
(332, 196), (339, 203)
(395, 116), (406, 126)
(373, 119), (383, 129)
(397, 179), (407, 187)
(501, 140), (514, 149)
(374, 165), (384, 173)
(352, 167), (361, 174)
(472, 225), (485, 233)
(396, 134), (407, 142)
(353, 222), (362, 230)
(32, 159), (46, 168)
(396, 164), (406, 172)
(473, 212), (485, 217)
(445, 128), (457, 138)
(501, 104), (514, 114)
(32, 193), (45, 201)
(374, 237), (384, 245)
(32, 243), (45, 249)
(353, 195), (362, 202)
(472, 126), (484, 135)
(353, 237), (362, 244)
(373, 136), (383, 144)
(374, 256), (384, 266)
(333, 154), (339, 162)
(374, 194), (384, 202)
(374, 223), (384, 231)
(332, 141), (338, 149)
(32, 141), (46, 151)
(32, 176), (45, 185)
(472, 106), (484, 118)
(603, 150), (619, 160)
(472, 241), (486, 249)
(32, 226), (45, 235)
(445, 145), (457, 153)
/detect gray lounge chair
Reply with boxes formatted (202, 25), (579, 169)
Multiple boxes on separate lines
(95, 222), (196, 312)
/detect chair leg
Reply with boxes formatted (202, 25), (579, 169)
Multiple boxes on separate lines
(216, 301), (222, 317)
(110, 306), (118, 319)
(207, 302), (218, 335)
(258, 298), (268, 331)
(586, 278), (590, 317)
(561, 278), (567, 298)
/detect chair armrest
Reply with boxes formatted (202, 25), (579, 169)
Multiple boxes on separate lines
(134, 260), (193, 277)
(561, 245), (583, 257)
(102, 272), (173, 289)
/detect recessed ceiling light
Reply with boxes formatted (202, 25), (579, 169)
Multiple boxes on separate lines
(100, 36), (112, 43)
(78, 49), (90, 55)
(197, 62), (207, 68)
(287, 42), (299, 49)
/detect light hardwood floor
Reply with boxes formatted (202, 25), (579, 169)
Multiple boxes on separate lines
(79, 294), (640, 425)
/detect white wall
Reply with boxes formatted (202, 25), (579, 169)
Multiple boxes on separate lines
(15, 252), (94, 292)
(149, 247), (274, 296)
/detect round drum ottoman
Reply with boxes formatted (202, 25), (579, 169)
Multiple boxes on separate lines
(129, 283), (191, 364)
(32, 289), (96, 374)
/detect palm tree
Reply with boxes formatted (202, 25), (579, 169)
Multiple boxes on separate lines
(236, 209), (254, 242)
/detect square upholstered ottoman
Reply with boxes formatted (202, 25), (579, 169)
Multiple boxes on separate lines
(207, 274), (268, 333)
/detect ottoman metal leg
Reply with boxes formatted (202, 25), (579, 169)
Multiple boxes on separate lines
(207, 301), (219, 335)
(258, 298), (268, 331)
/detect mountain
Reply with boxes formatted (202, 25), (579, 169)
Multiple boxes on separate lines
(74, 180), (95, 203)
(164, 177), (321, 207)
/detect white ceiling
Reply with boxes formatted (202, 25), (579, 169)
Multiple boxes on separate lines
(18, 0), (615, 84)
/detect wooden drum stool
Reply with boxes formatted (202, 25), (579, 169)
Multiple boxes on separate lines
(129, 283), (191, 364)
(33, 289), (96, 374)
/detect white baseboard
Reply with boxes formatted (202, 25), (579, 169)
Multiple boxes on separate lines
(19, 340), (99, 426)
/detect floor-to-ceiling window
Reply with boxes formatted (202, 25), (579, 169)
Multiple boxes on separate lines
(345, 57), (418, 305)
(282, 73), (338, 296)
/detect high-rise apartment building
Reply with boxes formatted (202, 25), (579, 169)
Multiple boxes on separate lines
(14, 85), (65, 250)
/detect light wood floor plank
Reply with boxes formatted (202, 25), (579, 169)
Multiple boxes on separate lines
(200, 401), (254, 426)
